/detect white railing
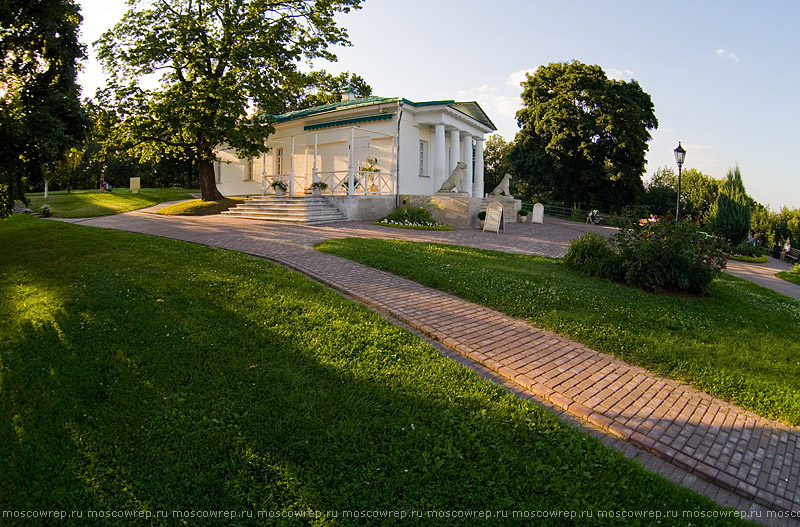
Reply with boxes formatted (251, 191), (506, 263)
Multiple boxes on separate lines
(314, 170), (396, 196)
(261, 173), (296, 196)
(262, 170), (396, 196)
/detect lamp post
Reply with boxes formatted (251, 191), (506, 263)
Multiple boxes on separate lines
(673, 142), (686, 221)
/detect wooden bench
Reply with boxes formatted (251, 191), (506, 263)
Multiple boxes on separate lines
(784, 248), (800, 264)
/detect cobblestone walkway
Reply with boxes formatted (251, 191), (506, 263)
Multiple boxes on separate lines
(64, 212), (800, 524)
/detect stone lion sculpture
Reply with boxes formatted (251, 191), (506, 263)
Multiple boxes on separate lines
(437, 162), (467, 193)
(490, 173), (513, 197)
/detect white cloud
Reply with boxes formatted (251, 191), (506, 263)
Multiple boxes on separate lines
(458, 89), (521, 120)
(715, 48), (739, 61)
(607, 68), (635, 81)
(506, 68), (536, 87)
(457, 84), (497, 95)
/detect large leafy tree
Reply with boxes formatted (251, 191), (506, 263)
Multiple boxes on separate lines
(0, 0), (88, 217)
(644, 166), (720, 221)
(483, 135), (514, 195)
(97, 0), (363, 201)
(510, 61), (657, 211)
(280, 69), (371, 113)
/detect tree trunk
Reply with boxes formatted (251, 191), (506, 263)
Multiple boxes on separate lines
(185, 158), (193, 189)
(198, 157), (224, 201)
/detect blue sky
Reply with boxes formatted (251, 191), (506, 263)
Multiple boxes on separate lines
(77, 0), (799, 209)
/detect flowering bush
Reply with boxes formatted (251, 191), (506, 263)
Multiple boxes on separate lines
(565, 220), (727, 295)
(376, 206), (450, 229)
(612, 220), (727, 294)
(379, 206), (434, 225)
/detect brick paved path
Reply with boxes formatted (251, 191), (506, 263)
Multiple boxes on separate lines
(65, 212), (800, 522)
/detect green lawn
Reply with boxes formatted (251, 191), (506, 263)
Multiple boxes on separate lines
(21, 188), (198, 217)
(777, 270), (800, 285)
(315, 238), (800, 426)
(0, 216), (746, 525)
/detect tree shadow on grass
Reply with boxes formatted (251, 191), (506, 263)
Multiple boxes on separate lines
(0, 223), (747, 525)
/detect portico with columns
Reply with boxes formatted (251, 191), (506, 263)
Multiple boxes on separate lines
(403, 100), (495, 198)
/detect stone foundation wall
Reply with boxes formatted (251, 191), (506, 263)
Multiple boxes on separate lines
(326, 194), (522, 228)
(402, 194), (521, 229)
(327, 195), (398, 221)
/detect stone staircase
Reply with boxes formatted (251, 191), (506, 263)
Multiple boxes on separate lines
(221, 195), (348, 224)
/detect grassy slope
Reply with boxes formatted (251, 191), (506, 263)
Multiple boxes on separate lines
(777, 266), (800, 286)
(0, 216), (744, 525)
(157, 198), (244, 216)
(23, 188), (198, 217)
(315, 238), (800, 426)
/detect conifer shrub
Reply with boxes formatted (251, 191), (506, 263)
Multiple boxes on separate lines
(713, 165), (751, 246)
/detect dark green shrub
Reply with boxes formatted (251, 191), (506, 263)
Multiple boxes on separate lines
(477, 211), (486, 221)
(612, 220), (726, 295)
(379, 206), (437, 227)
(730, 241), (761, 258)
(564, 233), (621, 280)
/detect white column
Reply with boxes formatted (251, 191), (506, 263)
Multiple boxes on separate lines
(449, 129), (460, 176)
(289, 136), (295, 196)
(262, 151), (267, 195)
(461, 134), (473, 196)
(313, 133), (318, 183)
(434, 123), (446, 192)
(474, 137), (485, 198)
(390, 135), (397, 195)
(348, 127), (355, 196)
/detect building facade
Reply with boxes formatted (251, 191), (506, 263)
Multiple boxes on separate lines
(215, 94), (497, 198)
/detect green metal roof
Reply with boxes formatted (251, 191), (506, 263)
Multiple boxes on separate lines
(448, 101), (498, 131)
(304, 113), (393, 131)
(275, 96), (497, 131)
(401, 98), (497, 131)
(275, 96), (399, 123)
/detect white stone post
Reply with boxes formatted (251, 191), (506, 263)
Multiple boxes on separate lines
(461, 134), (473, 196)
(434, 123), (446, 192)
(474, 137), (485, 198)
